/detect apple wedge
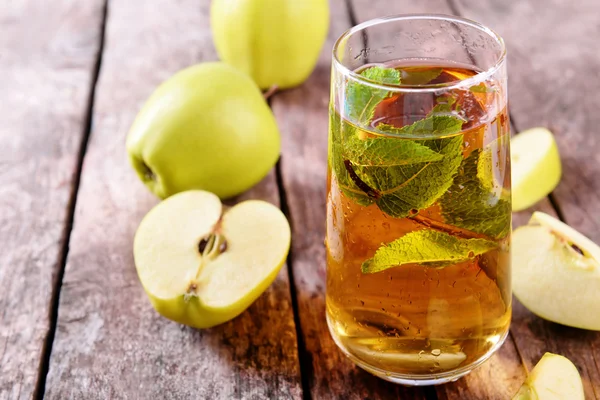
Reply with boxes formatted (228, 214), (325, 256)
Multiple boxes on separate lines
(512, 353), (584, 400)
(512, 212), (600, 330)
(511, 128), (561, 211)
(133, 190), (291, 328)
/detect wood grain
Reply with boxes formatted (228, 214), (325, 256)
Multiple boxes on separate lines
(454, 0), (600, 398)
(272, 1), (431, 398)
(0, 1), (105, 398)
(43, 1), (301, 398)
(345, 1), (528, 398)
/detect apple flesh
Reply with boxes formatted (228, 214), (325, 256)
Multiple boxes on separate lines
(211, 0), (329, 89)
(133, 190), (291, 328)
(511, 128), (561, 211)
(512, 353), (584, 400)
(127, 62), (280, 199)
(512, 212), (600, 330)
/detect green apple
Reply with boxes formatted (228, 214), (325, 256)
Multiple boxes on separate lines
(511, 127), (561, 211)
(211, 0), (329, 89)
(512, 353), (584, 400)
(133, 190), (291, 328)
(127, 62), (280, 199)
(512, 212), (600, 330)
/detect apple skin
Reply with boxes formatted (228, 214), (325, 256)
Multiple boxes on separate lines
(127, 62), (280, 199)
(142, 258), (285, 329)
(211, 0), (329, 89)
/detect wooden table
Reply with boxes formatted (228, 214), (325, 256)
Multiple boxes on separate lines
(1, 0), (599, 398)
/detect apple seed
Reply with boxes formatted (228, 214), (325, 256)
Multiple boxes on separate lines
(198, 237), (210, 253)
(571, 243), (584, 255)
(198, 233), (228, 259)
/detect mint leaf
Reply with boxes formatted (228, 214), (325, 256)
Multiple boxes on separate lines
(361, 66), (402, 85)
(352, 134), (463, 218)
(469, 83), (495, 93)
(346, 66), (400, 123)
(440, 148), (511, 239)
(345, 134), (444, 167)
(362, 230), (498, 273)
(329, 109), (374, 206)
(400, 67), (443, 85)
(378, 114), (464, 137)
(336, 65), (467, 219)
(430, 95), (458, 114)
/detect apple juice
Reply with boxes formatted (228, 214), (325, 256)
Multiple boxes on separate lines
(326, 63), (512, 378)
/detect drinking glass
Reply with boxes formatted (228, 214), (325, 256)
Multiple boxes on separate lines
(326, 14), (510, 385)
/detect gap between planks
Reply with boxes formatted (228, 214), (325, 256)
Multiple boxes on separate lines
(33, 1), (109, 398)
(274, 157), (312, 400)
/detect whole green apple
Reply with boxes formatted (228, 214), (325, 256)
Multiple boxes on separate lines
(211, 0), (329, 89)
(127, 62), (280, 199)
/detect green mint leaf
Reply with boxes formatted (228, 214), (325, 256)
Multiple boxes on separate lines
(346, 66), (400, 123)
(469, 83), (495, 93)
(361, 66), (402, 85)
(336, 66), (467, 219)
(329, 109), (374, 206)
(378, 114), (465, 137)
(348, 135), (463, 218)
(430, 95), (458, 114)
(400, 67), (443, 85)
(439, 147), (511, 239)
(345, 134), (444, 167)
(362, 230), (498, 273)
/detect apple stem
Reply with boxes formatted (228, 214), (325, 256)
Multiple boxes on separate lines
(263, 85), (279, 100)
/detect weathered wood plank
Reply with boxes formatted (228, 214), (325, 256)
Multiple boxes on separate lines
(347, 1), (527, 398)
(454, 0), (600, 398)
(43, 1), (301, 398)
(272, 1), (431, 398)
(0, 1), (105, 398)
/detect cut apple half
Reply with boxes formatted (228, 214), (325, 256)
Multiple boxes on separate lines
(511, 127), (561, 211)
(512, 212), (600, 330)
(512, 353), (584, 400)
(133, 190), (291, 328)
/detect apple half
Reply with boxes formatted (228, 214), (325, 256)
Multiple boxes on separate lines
(512, 353), (584, 400)
(133, 190), (291, 328)
(512, 212), (600, 330)
(511, 128), (561, 211)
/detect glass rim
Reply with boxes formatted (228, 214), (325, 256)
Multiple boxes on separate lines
(332, 14), (507, 93)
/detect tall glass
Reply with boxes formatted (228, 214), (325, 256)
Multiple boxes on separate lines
(326, 15), (511, 385)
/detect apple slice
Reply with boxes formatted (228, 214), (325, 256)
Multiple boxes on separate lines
(512, 212), (600, 330)
(512, 353), (584, 400)
(511, 128), (561, 211)
(133, 190), (291, 328)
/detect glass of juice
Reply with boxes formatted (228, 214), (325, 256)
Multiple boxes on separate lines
(326, 15), (511, 385)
